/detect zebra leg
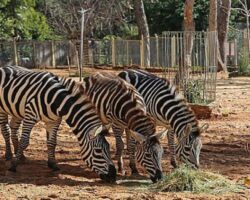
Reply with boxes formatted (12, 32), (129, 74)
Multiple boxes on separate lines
(9, 118), (23, 158)
(127, 130), (139, 175)
(0, 114), (12, 160)
(113, 125), (125, 175)
(8, 118), (36, 172)
(167, 129), (177, 168)
(46, 121), (61, 171)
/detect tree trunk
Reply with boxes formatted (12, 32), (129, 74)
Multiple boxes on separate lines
(133, 0), (150, 67)
(208, 0), (217, 31)
(217, 0), (231, 72)
(208, 0), (227, 73)
(182, 0), (195, 87)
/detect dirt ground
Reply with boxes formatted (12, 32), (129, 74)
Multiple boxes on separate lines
(0, 69), (250, 200)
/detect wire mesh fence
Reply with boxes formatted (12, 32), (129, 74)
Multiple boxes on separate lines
(112, 32), (217, 104)
(0, 31), (218, 104)
(225, 28), (250, 69)
(0, 40), (78, 68)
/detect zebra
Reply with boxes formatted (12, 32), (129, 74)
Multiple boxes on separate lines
(114, 69), (208, 172)
(79, 72), (167, 183)
(0, 66), (116, 183)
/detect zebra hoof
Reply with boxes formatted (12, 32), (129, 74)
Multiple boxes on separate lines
(8, 166), (17, 172)
(8, 161), (17, 172)
(131, 169), (139, 175)
(5, 154), (13, 161)
(20, 154), (26, 161)
(48, 161), (60, 171)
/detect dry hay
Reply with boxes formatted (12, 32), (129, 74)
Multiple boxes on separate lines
(151, 165), (245, 194)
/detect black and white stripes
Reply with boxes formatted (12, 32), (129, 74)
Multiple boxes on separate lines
(79, 73), (166, 183)
(0, 66), (116, 182)
(118, 69), (207, 169)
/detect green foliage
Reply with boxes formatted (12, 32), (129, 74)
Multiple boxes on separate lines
(184, 79), (204, 104)
(238, 49), (250, 76)
(0, 0), (55, 40)
(145, 0), (209, 34)
(145, 0), (183, 34)
(151, 165), (244, 194)
(0, 0), (244, 40)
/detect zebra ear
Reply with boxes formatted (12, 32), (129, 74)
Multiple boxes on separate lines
(104, 124), (111, 131)
(150, 128), (168, 140)
(89, 125), (105, 139)
(184, 123), (192, 137)
(130, 130), (146, 143)
(94, 126), (104, 137)
(79, 82), (86, 94)
(200, 123), (209, 132)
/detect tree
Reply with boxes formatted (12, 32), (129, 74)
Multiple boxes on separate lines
(41, 0), (135, 39)
(0, 0), (53, 40)
(217, 0), (231, 72)
(208, 0), (227, 73)
(181, 0), (195, 86)
(208, 0), (217, 31)
(133, 0), (150, 67)
(145, 0), (209, 34)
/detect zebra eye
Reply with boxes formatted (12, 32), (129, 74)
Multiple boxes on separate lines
(145, 153), (152, 158)
(184, 146), (191, 151)
(94, 148), (102, 154)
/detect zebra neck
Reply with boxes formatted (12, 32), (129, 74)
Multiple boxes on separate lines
(58, 92), (101, 137)
(175, 122), (199, 139)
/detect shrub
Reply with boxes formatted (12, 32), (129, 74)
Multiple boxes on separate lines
(184, 79), (204, 104)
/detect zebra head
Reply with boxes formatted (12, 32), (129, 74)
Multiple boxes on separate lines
(132, 129), (167, 183)
(86, 127), (116, 183)
(176, 123), (208, 169)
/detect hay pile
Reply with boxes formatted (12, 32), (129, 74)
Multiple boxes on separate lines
(152, 166), (244, 194)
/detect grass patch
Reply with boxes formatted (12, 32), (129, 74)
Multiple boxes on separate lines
(151, 166), (244, 194)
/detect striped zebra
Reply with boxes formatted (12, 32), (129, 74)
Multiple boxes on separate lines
(79, 72), (167, 183)
(0, 66), (116, 182)
(115, 69), (208, 172)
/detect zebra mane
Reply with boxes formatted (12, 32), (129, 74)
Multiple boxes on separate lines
(58, 76), (79, 94)
(86, 72), (147, 113)
(126, 69), (172, 86)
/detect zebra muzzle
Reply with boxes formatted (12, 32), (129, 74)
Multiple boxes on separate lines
(99, 165), (117, 183)
(150, 169), (163, 183)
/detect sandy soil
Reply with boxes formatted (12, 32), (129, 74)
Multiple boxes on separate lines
(0, 69), (250, 200)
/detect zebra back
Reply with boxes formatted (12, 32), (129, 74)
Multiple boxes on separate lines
(0, 66), (116, 181)
(80, 72), (156, 137)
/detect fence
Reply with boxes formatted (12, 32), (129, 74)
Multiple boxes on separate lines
(0, 31), (218, 104)
(111, 32), (217, 104)
(226, 28), (250, 68)
(0, 40), (78, 68)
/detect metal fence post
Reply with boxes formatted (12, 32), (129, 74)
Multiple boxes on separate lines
(126, 40), (129, 66)
(32, 41), (36, 68)
(234, 38), (237, 66)
(112, 37), (116, 66)
(171, 35), (176, 67)
(13, 39), (18, 65)
(51, 41), (56, 68)
(140, 35), (144, 67)
(155, 34), (159, 67)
